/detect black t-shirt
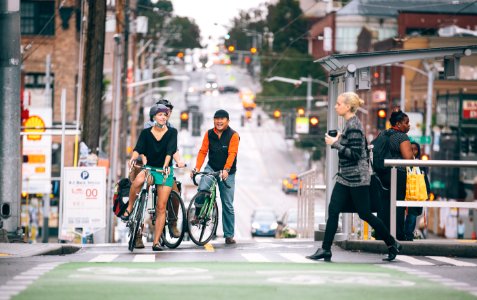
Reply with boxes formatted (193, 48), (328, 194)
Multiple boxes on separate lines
(133, 127), (177, 168)
(388, 128), (410, 172)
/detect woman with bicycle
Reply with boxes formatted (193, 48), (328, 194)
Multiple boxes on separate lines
(122, 103), (177, 251)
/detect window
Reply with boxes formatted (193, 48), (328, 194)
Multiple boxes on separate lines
(21, 1), (55, 36)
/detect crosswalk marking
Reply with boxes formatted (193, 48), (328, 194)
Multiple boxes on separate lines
(279, 253), (314, 263)
(89, 254), (119, 263)
(426, 256), (477, 267)
(241, 253), (270, 262)
(132, 254), (156, 262)
(395, 255), (435, 266)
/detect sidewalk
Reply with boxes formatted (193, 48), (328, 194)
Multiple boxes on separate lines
(335, 238), (477, 258)
(0, 243), (80, 258)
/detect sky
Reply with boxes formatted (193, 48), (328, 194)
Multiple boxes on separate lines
(172, 0), (265, 42)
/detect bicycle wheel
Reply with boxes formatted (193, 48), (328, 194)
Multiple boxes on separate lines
(187, 191), (219, 246)
(128, 192), (146, 252)
(161, 190), (186, 249)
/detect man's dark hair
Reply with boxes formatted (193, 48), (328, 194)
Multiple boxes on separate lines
(389, 110), (408, 126)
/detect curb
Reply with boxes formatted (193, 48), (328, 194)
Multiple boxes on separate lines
(40, 245), (81, 256)
(335, 240), (477, 258)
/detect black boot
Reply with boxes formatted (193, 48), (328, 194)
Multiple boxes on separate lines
(383, 241), (402, 261)
(306, 248), (332, 262)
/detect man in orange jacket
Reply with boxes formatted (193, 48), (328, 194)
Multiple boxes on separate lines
(191, 109), (240, 244)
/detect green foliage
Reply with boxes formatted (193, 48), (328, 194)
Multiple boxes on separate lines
(166, 17), (201, 49)
(266, 0), (308, 53)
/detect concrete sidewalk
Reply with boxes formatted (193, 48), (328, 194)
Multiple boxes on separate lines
(0, 243), (80, 258)
(335, 238), (477, 258)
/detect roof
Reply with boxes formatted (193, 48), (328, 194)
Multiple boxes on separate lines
(337, 0), (477, 17)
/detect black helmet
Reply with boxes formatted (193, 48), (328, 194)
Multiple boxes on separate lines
(156, 98), (174, 110)
(149, 104), (169, 121)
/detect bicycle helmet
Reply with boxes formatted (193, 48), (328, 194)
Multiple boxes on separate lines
(149, 103), (169, 121)
(155, 98), (174, 110)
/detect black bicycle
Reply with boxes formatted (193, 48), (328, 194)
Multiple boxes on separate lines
(126, 165), (186, 252)
(187, 171), (230, 246)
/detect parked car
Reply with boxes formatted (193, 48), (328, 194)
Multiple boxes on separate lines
(251, 208), (279, 237)
(282, 173), (299, 194)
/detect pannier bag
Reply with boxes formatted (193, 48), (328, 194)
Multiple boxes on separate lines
(113, 178), (131, 217)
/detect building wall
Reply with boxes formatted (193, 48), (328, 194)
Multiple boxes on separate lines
(397, 13), (477, 37)
(309, 13), (335, 59)
(21, 0), (80, 168)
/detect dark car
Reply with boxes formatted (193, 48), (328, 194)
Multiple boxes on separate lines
(251, 208), (279, 237)
(275, 209), (342, 238)
(219, 85), (239, 94)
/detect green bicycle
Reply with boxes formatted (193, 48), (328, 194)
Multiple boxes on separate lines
(187, 171), (230, 246)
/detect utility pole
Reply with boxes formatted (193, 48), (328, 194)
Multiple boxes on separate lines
(119, 0), (130, 177)
(81, 0), (107, 154)
(0, 0), (21, 237)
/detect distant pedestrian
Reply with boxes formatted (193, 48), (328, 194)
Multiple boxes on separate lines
(457, 218), (465, 239)
(306, 92), (402, 262)
(403, 141), (431, 241)
(376, 110), (413, 241)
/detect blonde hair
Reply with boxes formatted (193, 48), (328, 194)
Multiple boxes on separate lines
(340, 92), (365, 113)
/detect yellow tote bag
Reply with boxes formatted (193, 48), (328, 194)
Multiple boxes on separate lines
(405, 167), (428, 201)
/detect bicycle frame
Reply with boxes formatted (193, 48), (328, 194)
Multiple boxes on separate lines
(197, 174), (218, 219)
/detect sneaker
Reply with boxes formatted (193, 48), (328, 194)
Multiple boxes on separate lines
(134, 234), (145, 249)
(225, 237), (236, 245)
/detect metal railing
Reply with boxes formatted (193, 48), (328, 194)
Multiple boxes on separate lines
(385, 159), (477, 236)
(297, 169), (325, 238)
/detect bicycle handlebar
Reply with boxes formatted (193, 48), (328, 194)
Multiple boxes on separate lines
(192, 171), (231, 189)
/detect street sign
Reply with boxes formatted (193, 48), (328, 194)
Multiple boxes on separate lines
(22, 107), (52, 194)
(430, 181), (445, 189)
(62, 167), (106, 229)
(295, 117), (309, 134)
(409, 135), (432, 145)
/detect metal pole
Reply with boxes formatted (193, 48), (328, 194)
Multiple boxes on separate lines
(325, 77), (339, 224)
(42, 54), (52, 243)
(58, 89), (67, 241)
(0, 0), (21, 235)
(425, 70), (433, 154)
(400, 75), (405, 111)
(390, 167), (397, 237)
(106, 35), (122, 243)
(306, 75), (312, 116)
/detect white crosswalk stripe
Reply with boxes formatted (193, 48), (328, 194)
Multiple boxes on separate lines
(132, 254), (156, 262)
(395, 255), (435, 265)
(241, 253), (270, 262)
(89, 254), (119, 262)
(426, 256), (477, 267)
(279, 253), (314, 263)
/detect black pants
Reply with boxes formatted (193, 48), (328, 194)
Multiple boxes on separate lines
(378, 170), (407, 241)
(322, 183), (395, 250)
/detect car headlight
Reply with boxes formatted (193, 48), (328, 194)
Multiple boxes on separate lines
(252, 222), (260, 229)
(270, 222), (278, 230)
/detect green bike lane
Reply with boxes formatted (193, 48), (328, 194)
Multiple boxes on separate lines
(12, 261), (476, 300)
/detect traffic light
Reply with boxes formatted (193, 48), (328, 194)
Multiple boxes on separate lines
(250, 47), (257, 55)
(180, 111), (189, 130)
(421, 153), (430, 161)
(273, 109), (281, 119)
(227, 45), (235, 53)
(377, 109), (387, 130)
(309, 115), (319, 136)
(297, 107), (305, 117)
(244, 56), (251, 64)
(176, 51), (184, 59)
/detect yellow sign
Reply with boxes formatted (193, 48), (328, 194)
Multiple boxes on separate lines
(23, 115), (45, 141)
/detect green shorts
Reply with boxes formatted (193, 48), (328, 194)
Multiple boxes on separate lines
(147, 165), (174, 187)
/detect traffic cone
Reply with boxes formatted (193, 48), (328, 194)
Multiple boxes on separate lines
(472, 231), (476, 240)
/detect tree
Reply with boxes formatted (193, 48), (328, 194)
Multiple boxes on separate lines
(166, 16), (202, 49)
(266, 0), (308, 53)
